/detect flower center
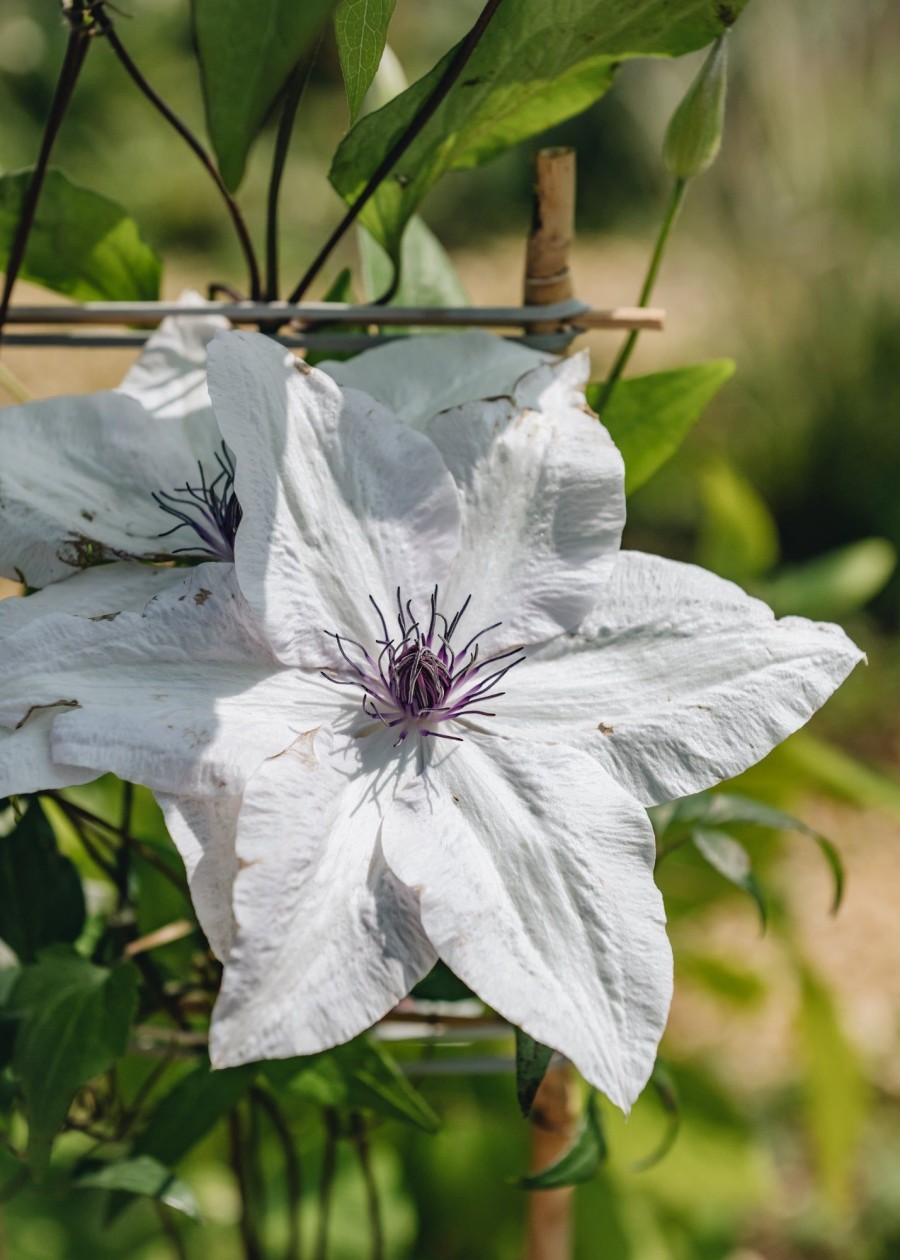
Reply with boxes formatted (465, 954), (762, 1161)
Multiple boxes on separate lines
(322, 588), (524, 745)
(152, 443), (242, 562)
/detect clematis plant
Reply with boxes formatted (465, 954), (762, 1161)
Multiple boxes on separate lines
(0, 331), (862, 1111)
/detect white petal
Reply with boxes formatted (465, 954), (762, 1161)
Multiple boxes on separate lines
(117, 291), (228, 431)
(0, 564), (184, 796)
(0, 391), (217, 586)
(427, 354), (625, 647)
(207, 330), (462, 667)
(0, 713), (95, 797)
(209, 727), (435, 1067)
(319, 331), (552, 431)
(495, 551), (865, 806)
(159, 793), (240, 961)
(380, 734), (671, 1111)
(0, 565), (338, 796)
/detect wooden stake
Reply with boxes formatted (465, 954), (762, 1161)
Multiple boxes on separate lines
(524, 147), (576, 333)
(525, 1063), (579, 1260)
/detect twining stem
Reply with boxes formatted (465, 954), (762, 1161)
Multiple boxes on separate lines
(350, 1113), (384, 1260)
(155, 1202), (190, 1260)
(594, 177), (688, 414)
(0, 22), (91, 344)
(252, 1086), (304, 1260)
(229, 1107), (265, 1260)
(91, 6), (262, 301)
(266, 45), (322, 301)
(313, 1109), (340, 1260)
(47, 794), (190, 896)
(287, 0), (506, 303)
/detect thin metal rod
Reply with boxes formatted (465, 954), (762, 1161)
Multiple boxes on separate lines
(0, 331), (579, 353)
(286, 0), (506, 303)
(1, 300), (664, 330)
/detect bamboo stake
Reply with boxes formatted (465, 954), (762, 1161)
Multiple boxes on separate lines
(524, 147), (576, 334)
(525, 1065), (579, 1260)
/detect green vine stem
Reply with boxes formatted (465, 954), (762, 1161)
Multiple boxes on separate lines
(350, 1112), (384, 1260)
(91, 5), (262, 301)
(594, 177), (687, 414)
(314, 1109), (340, 1260)
(0, 19), (92, 344)
(287, 0), (506, 303)
(252, 1086), (304, 1260)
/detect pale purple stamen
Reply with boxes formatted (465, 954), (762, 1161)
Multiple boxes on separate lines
(322, 587), (525, 745)
(153, 443), (242, 562)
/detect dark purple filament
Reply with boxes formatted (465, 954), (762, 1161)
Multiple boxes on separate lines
(153, 443), (242, 561)
(322, 587), (524, 744)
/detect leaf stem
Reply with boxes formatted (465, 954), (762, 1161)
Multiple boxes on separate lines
(0, 24), (91, 344)
(287, 0), (506, 303)
(594, 177), (687, 415)
(266, 47), (321, 301)
(350, 1113), (384, 1260)
(229, 1107), (265, 1260)
(313, 1109), (339, 1260)
(91, 6), (262, 300)
(252, 1086), (304, 1260)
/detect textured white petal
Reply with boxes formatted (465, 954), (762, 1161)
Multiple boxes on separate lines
(495, 551), (865, 806)
(319, 331), (552, 431)
(117, 291), (228, 436)
(209, 728), (435, 1067)
(0, 565), (339, 796)
(0, 391), (211, 585)
(427, 353), (625, 648)
(207, 330), (462, 667)
(0, 713), (95, 797)
(159, 793), (240, 962)
(381, 734), (671, 1111)
(0, 564), (184, 796)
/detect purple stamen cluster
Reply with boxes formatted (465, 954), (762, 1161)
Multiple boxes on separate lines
(323, 588), (525, 745)
(153, 443), (242, 562)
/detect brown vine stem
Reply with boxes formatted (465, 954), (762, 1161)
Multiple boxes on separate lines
(287, 0), (506, 303)
(266, 43), (322, 302)
(91, 5), (262, 301)
(0, 21), (91, 345)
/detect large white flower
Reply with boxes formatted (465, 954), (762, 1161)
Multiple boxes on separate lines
(0, 331), (862, 1109)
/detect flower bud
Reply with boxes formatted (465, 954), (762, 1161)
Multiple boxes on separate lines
(663, 35), (728, 181)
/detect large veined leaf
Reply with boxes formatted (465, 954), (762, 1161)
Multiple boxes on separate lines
(330, 0), (747, 257)
(192, 0), (339, 191)
(0, 801), (85, 963)
(335, 0), (398, 122)
(0, 169), (161, 302)
(587, 360), (735, 494)
(11, 947), (138, 1172)
(358, 216), (469, 308)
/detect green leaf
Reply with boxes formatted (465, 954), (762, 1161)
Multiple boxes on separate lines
(777, 733), (900, 823)
(697, 459), (780, 583)
(0, 801), (85, 962)
(266, 1036), (440, 1133)
(330, 1), (746, 257)
(11, 947), (138, 1172)
(335, 0), (398, 122)
(0, 169), (161, 302)
(514, 1029), (554, 1119)
(664, 790), (844, 913)
(358, 216), (468, 309)
(412, 960), (475, 1002)
(691, 828), (767, 927)
(0, 964), (22, 1070)
(75, 1155), (201, 1220)
(136, 1061), (256, 1168)
(587, 360), (735, 494)
(796, 965), (868, 1211)
(631, 1062), (680, 1171)
(757, 537), (896, 621)
(192, 0), (339, 191)
(519, 1091), (607, 1190)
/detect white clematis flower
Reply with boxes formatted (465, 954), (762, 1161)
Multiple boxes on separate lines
(0, 294), (234, 586)
(0, 331), (862, 1110)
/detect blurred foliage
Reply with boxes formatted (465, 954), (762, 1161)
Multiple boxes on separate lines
(1, 0), (899, 1257)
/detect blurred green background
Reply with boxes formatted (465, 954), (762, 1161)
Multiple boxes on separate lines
(1, 1), (899, 1257)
